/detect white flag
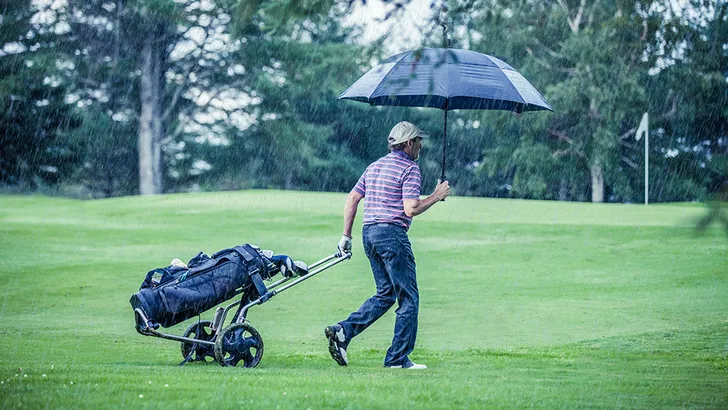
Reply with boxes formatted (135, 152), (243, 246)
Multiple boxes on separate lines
(636, 112), (648, 141)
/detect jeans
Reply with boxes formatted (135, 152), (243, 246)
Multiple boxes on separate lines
(339, 223), (419, 367)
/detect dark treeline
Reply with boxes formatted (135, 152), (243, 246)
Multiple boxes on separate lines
(1, 0), (725, 203)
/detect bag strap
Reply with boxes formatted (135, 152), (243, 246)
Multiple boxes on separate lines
(234, 244), (269, 299)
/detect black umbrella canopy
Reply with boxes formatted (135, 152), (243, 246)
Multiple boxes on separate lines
(340, 48), (552, 113)
(339, 47), (553, 180)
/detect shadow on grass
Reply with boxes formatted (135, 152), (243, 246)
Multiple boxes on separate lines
(696, 186), (728, 238)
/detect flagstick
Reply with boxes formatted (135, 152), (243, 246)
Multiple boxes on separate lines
(645, 121), (649, 206)
(636, 112), (649, 205)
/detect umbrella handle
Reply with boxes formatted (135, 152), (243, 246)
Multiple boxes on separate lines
(438, 178), (447, 202)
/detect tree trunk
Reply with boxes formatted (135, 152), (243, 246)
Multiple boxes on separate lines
(151, 26), (165, 194)
(590, 158), (604, 203)
(138, 33), (164, 195)
(559, 177), (568, 201)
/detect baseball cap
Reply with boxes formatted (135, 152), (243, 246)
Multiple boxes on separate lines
(387, 121), (430, 147)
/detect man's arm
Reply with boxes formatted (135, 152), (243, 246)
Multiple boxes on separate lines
(403, 180), (450, 217)
(343, 189), (364, 237)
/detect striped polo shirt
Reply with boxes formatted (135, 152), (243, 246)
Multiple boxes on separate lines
(353, 150), (422, 230)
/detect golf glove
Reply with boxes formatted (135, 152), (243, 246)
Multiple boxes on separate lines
(337, 234), (352, 256)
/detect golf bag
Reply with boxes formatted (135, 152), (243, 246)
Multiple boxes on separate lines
(130, 244), (282, 328)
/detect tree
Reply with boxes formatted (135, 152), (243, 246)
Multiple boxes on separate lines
(41, 0), (250, 196)
(0, 0), (79, 188)
(447, 0), (679, 202)
(655, 1), (728, 200)
(195, 3), (390, 192)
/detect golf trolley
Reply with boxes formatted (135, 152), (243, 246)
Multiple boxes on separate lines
(132, 246), (351, 368)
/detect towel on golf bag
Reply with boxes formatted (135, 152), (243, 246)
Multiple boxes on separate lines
(130, 244), (303, 328)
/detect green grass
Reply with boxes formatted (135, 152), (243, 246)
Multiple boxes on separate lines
(0, 191), (726, 409)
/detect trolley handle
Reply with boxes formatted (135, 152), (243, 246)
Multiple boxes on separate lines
(308, 251), (348, 270)
(233, 251), (352, 323)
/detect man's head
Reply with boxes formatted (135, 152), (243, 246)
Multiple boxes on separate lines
(388, 121), (429, 161)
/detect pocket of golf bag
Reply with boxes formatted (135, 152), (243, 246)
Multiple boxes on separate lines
(131, 258), (248, 328)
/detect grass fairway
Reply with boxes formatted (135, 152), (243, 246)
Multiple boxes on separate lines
(0, 190), (726, 409)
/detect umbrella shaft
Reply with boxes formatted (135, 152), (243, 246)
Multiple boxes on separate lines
(441, 103), (448, 181)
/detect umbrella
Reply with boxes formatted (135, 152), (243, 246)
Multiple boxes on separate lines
(338, 36), (553, 181)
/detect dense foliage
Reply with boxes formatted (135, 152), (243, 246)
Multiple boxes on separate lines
(0, 0), (725, 202)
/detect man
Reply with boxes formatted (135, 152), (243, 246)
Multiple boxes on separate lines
(326, 121), (451, 369)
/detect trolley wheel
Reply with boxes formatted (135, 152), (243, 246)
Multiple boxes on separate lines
(180, 320), (216, 363)
(214, 323), (264, 368)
